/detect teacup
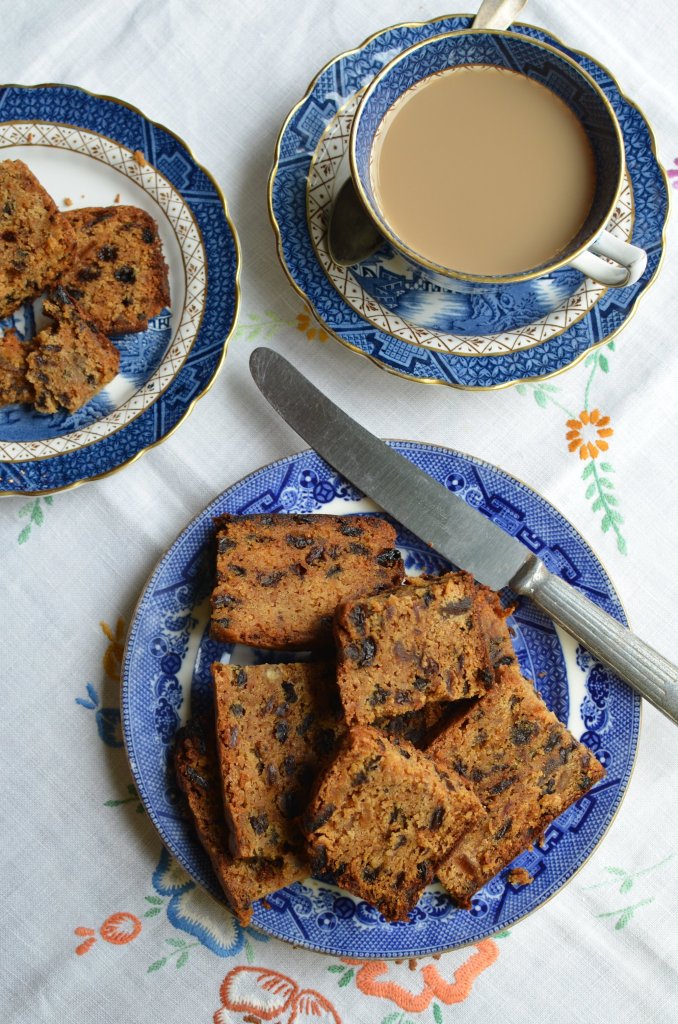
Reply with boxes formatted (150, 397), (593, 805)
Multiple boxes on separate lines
(349, 30), (646, 324)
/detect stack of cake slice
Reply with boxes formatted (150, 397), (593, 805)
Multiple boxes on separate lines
(174, 512), (605, 924)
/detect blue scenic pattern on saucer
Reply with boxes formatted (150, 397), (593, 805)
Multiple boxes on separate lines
(122, 444), (639, 958)
(0, 84), (239, 494)
(270, 16), (667, 388)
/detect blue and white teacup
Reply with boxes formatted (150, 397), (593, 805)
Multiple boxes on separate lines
(349, 30), (647, 327)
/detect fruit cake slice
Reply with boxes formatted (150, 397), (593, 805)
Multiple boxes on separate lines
(61, 205), (170, 334)
(427, 663), (606, 906)
(174, 716), (307, 926)
(302, 725), (485, 922)
(0, 329), (33, 405)
(211, 513), (405, 650)
(25, 286), (119, 414)
(0, 159), (75, 318)
(334, 572), (497, 725)
(213, 660), (347, 860)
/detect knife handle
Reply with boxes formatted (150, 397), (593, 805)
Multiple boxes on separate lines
(510, 556), (678, 726)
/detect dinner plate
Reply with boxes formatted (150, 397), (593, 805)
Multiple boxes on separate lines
(269, 15), (668, 389)
(0, 83), (239, 495)
(122, 443), (640, 959)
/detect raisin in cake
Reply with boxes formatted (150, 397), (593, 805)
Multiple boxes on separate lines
(211, 513), (404, 650)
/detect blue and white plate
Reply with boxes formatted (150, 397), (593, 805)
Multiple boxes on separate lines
(269, 16), (668, 389)
(0, 84), (239, 495)
(122, 443), (639, 958)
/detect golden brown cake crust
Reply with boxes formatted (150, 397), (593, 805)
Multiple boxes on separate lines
(302, 725), (485, 922)
(0, 329), (34, 405)
(212, 660), (346, 860)
(61, 205), (170, 334)
(25, 287), (120, 414)
(334, 572), (496, 725)
(0, 159), (75, 318)
(174, 715), (308, 926)
(210, 513), (405, 650)
(428, 664), (606, 906)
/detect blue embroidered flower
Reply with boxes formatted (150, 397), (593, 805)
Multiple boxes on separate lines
(75, 683), (122, 747)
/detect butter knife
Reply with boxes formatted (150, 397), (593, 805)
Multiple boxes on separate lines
(250, 347), (678, 727)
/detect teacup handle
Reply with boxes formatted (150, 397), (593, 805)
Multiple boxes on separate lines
(569, 229), (647, 287)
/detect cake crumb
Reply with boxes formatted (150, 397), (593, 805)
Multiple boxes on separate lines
(63, 197), (73, 207)
(508, 867), (534, 887)
(26, 132), (33, 142)
(113, 193), (120, 203)
(133, 149), (146, 166)
(408, 958), (418, 971)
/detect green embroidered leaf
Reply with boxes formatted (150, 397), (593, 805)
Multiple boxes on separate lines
(599, 478), (614, 490)
(18, 525), (31, 544)
(44, 494), (54, 505)
(433, 1004), (444, 1024)
(604, 867), (626, 876)
(127, 783), (137, 795)
(600, 463), (614, 472)
(166, 938), (187, 948)
(604, 494), (619, 507)
(582, 462), (595, 480)
(494, 929), (512, 937)
(144, 907), (162, 918)
(145, 895), (163, 905)
(381, 1014), (404, 1024)
(245, 939), (254, 964)
(516, 384), (526, 395)
(541, 383), (559, 392)
(585, 483), (596, 500)
(148, 958), (166, 972)
(615, 909), (634, 930)
(584, 353), (597, 367)
(620, 877), (634, 894)
(327, 965), (345, 973)
(104, 799), (122, 807)
(176, 951), (189, 969)
(607, 340), (616, 351)
(534, 389), (547, 408)
(616, 534), (628, 556)
(338, 968), (354, 987)
(32, 502), (44, 526)
(18, 502), (32, 518)
(599, 355), (609, 373)
(592, 498), (604, 513)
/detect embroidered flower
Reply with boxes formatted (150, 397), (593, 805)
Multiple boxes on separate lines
(213, 966), (341, 1024)
(566, 408), (613, 460)
(340, 939), (498, 1011)
(73, 913), (142, 955)
(296, 311), (329, 342)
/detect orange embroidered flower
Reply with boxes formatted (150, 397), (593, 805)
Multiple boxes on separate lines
(566, 408), (613, 460)
(73, 912), (142, 955)
(214, 967), (341, 1024)
(341, 939), (499, 1012)
(296, 311), (329, 342)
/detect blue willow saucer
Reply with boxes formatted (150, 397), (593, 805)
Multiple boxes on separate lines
(269, 16), (667, 389)
(122, 443), (639, 958)
(0, 84), (239, 495)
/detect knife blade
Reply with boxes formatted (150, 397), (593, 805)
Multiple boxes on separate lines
(250, 347), (678, 727)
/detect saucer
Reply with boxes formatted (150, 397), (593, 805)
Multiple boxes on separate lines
(270, 16), (668, 389)
(0, 84), (239, 495)
(122, 443), (639, 958)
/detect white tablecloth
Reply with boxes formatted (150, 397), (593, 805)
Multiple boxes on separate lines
(2, 1), (677, 1022)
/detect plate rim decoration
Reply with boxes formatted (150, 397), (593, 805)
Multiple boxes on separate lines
(121, 441), (641, 959)
(268, 15), (668, 391)
(0, 81), (241, 497)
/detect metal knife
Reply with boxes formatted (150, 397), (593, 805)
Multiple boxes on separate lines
(250, 347), (678, 727)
